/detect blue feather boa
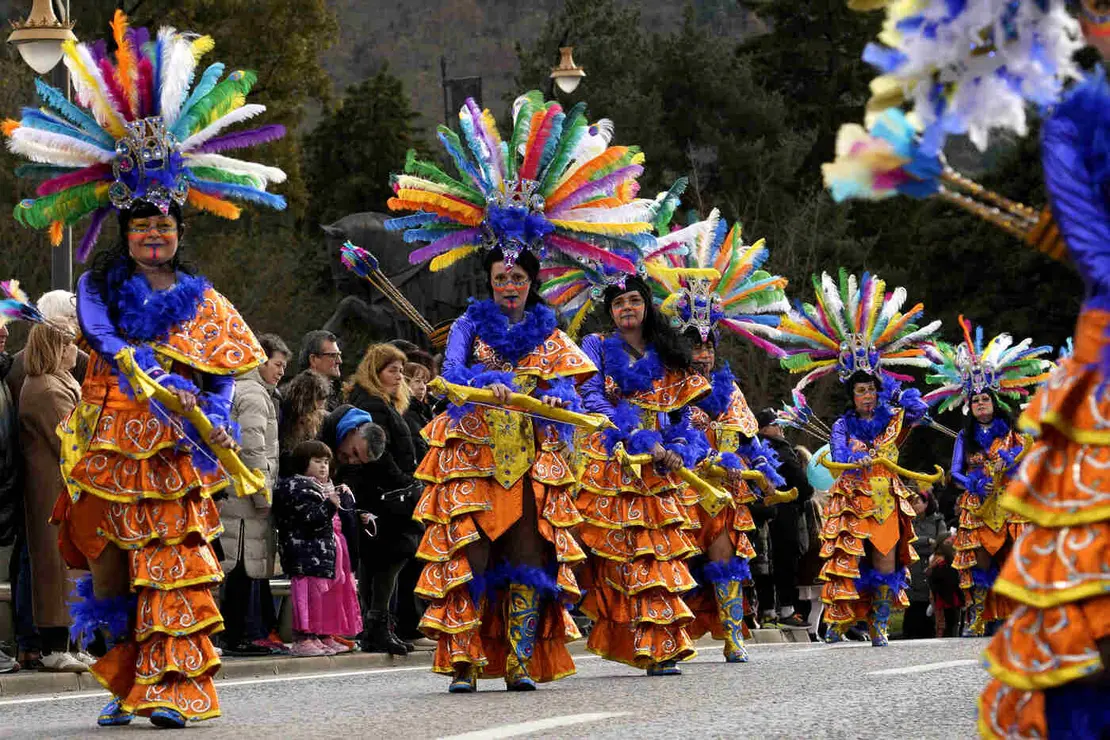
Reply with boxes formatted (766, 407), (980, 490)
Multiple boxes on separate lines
(974, 417), (1010, 452)
(466, 299), (556, 366)
(662, 418), (710, 469)
(602, 334), (664, 395)
(738, 436), (787, 489)
(855, 564), (909, 595)
(470, 562), (561, 601)
(700, 556), (752, 585)
(541, 376), (584, 445)
(68, 573), (136, 649)
(115, 269), (210, 343)
(841, 404), (894, 449)
(697, 364), (736, 419)
(601, 400), (663, 455)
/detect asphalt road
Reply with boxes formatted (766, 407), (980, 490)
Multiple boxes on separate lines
(0, 638), (988, 739)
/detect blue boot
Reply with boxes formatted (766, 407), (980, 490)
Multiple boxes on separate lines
(869, 585), (894, 647)
(448, 665), (478, 694)
(504, 584), (539, 691)
(713, 578), (750, 663)
(647, 660), (682, 676)
(97, 697), (133, 727)
(149, 707), (186, 729)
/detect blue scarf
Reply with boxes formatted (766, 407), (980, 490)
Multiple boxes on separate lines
(467, 299), (556, 366)
(602, 334), (664, 395)
(842, 403), (894, 447)
(116, 271), (210, 342)
(697, 364), (735, 419)
(974, 417), (1010, 452)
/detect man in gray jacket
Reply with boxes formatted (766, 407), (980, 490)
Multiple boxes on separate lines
(221, 334), (289, 654)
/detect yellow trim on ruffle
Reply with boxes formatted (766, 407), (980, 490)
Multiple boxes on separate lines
(998, 494), (1110, 527)
(413, 504), (491, 526)
(125, 701), (222, 723)
(98, 523), (224, 551)
(581, 544), (697, 563)
(131, 573), (224, 591)
(414, 535), (483, 563)
(992, 577), (1110, 608)
(576, 479), (677, 498)
(418, 618), (482, 635)
(414, 469), (495, 485)
(133, 615), (224, 642)
(577, 513), (688, 531)
(1020, 408), (1110, 445)
(983, 650), (1103, 690)
(975, 701), (1008, 740)
(150, 342), (261, 378)
(65, 477), (229, 505)
(511, 365), (595, 381)
(133, 655), (222, 685)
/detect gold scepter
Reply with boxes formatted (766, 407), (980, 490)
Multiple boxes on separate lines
(622, 452), (734, 517)
(703, 465), (800, 506)
(426, 377), (614, 431)
(816, 449), (944, 485)
(114, 346), (268, 499)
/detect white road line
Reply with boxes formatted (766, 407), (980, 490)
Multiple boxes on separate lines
(866, 659), (979, 676)
(0, 656), (607, 707)
(435, 712), (631, 740)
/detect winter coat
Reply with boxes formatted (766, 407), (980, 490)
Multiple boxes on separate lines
(5, 347), (88, 408)
(19, 371), (82, 627)
(404, 398), (432, 461)
(344, 386), (424, 563)
(222, 368), (279, 578)
(0, 358), (19, 548)
(272, 475), (356, 579)
(763, 434), (815, 560)
(909, 510), (947, 602)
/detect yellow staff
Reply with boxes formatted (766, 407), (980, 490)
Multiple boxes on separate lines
(622, 452), (733, 516)
(427, 377), (614, 431)
(816, 448), (944, 484)
(703, 465), (799, 506)
(114, 346), (268, 499)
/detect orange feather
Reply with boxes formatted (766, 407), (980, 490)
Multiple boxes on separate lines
(48, 221), (63, 246)
(1, 119), (19, 138)
(111, 10), (138, 114)
(546, 147), (628, 208)
(187, 190), (241, 219)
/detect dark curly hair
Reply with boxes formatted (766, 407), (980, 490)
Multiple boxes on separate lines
(86, 202), (194, 323)
(842, 370), (882, 414)
(603, 275), (691, 370)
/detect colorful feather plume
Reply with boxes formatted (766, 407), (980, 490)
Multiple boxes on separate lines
(923, 315), (1054, 413)
(777, 268), (941, 389)
(648, 208), (788, 356)
(774, 388), (830, 443)
(0, 279), (72, 336)
(387, 89), (651, 294)
(3, 11), (287, 260)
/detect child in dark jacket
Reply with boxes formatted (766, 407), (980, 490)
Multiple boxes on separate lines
(273, 440), (362, 656)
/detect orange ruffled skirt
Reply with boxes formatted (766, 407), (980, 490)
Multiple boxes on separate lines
(818, 469), (917, 625)
(52, 356), (227, 721)
(683, 481), (757, 643)
(952, 490), (1030, 623)
(412, 413), (585, 681)
(575, 434), (700, 668)
(979, 309), (1110, 740)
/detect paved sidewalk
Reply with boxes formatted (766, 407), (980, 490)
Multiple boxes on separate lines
(0, 629), (802, 699)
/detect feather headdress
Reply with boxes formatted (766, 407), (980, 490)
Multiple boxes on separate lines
(387, 91), (650, 286)
(3, 11), (287, 261)
(0, 279), (73, 336)
(923, 315), (1054, 413)
(648, 208), (788, 357)
(851, 1), (1082, 154)
(777, 268), (941, 389)
(538, 178), (692, 336)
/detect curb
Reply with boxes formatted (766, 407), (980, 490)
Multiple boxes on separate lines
(0, 629), (801, 699)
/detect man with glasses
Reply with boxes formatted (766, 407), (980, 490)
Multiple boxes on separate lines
(298, 330), (343, 410)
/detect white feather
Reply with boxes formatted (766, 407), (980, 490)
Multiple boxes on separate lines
(654, 220), (711, 255)
(183, 152), (287, 184)
(820, 272), (849, 341)
(159, 30), (200, 126)
(8, 128), (113, 166)
(695, 209), (720, 269)
(180, 104), (266, 150)
(552, 119), (614, 189)
(886, 319), (943, 353)
(67, 43), (126, 135)
(846, 273), (860, 330)
(876, 286), (907, 334)
(564, 200), (657, 223)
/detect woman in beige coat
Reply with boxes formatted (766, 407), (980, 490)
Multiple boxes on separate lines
(19, 321), (86, 672)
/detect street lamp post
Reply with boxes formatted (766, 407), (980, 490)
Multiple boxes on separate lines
(550, 46), (585, 96)
(8, 0), (76, 290)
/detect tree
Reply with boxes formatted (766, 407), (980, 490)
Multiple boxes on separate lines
(304, 68), (424, 228)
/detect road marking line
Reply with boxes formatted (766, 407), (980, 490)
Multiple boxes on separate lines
(866, 659), (979, 676)
(435, 712), (631, 740)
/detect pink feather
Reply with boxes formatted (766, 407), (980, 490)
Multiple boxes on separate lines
(37, 163), (113, 197)
(721, 323), (786, 358)
(407, 227), (483, 265)
(544, 233), (636, 274)
(97, 58), (133, 120)
(519, 104), (562, 181)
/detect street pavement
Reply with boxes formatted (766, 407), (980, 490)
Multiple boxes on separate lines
(0, 637), (988, 739)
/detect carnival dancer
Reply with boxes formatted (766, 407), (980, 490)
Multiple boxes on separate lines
(922, 317), (1053, 637)
(776, 270), (941, 646)
(978, 6), (1110, 736)
(649, 212), (791, 663)
(3, 13), (287, 727)
(386, 90), (652, 692)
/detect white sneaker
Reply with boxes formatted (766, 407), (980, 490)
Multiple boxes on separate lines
(74, 651), (97, 666)
(40, 652), (88, 673)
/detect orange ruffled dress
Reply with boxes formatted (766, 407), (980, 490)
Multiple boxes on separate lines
(820, 407), (919, 628)
(576, 333), (709, 668)
(684, 379), (760, 646)
(978, 309), (1110, 739)
(53, 273), (263, 721)
(950, 426), (1031, 629)
(413, 305), (594, 683)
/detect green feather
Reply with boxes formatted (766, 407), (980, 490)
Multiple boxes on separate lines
(539, 103), (586, 194)
(507, 94), (540, 180)
(780, 353), (818, 371)
(14, 183), (108, 228)
(181, 70), (258, 137)
(189, 167), (262, 188)
(402, 150), (483, 203)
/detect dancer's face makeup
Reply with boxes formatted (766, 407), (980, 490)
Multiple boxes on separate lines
(127, 215), (179, 268)
(691, 341), (715, 375)
(490, 261), (531, 313)
(853, 381), (878, 416)
(609, 290), (645, 331)
(970, 393), (994, 424)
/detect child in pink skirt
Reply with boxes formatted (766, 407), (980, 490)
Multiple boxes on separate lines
(273, 440), (363, 656)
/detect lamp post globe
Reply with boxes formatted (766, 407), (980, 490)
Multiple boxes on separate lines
(550, 46), (585, 95)
(7, 0), (77, 75)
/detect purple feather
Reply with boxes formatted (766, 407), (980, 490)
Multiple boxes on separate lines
(547, 164), (644, 216)
(464, 98), (502, 178)
(408, 226), (482, 264)
(77, 207), (110, 263)
(190, 124), (287, 154)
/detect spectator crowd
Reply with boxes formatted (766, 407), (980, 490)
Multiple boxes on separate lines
(0, 290), (973, 674)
